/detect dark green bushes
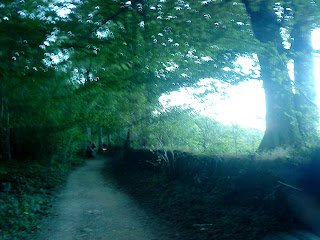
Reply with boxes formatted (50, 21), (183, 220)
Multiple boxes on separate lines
(107, 147), (303, 239)
(0, 157), (84, 240)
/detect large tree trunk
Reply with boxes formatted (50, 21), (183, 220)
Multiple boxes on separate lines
(258, 52), (302, 150)
(292, 24), (318, 143)
(242, 0), (302, 150)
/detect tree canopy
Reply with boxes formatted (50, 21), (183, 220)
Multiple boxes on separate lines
(0, 0), (319, 161)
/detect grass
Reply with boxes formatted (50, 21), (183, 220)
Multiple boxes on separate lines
(0, 157), (84, 240)
(105, 147), (306, 240)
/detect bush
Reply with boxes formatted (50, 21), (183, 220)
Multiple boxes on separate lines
(0, 157), (84, 239)
(106, 147), (305, 239)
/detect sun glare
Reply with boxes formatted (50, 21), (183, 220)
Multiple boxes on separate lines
(313, 29), (320, 109)
(160, 29), (320, 130)
(160, 79), (266, 130)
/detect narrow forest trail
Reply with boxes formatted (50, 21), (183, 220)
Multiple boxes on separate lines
(31, 156), (177, 240)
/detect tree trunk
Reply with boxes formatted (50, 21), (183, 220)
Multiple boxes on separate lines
(202, 139), (207, 153)
(258, 52), (302, 150)
(242, 0), (302, 150)
(86, 125), (91, 141)
(124, 129), (131, 150)
(292, 24), (318, 143)
(0, 77), (4, 160)
(107, 134), (112, 147)
(6, 110), (11, 161)
(1, 97), (12, 161)
(98, 126), (103, 153)
(85, 125), (91, 153)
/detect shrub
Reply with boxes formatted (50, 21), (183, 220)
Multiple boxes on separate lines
(106, 147), (305, 239)
(0, 157), (84, 239)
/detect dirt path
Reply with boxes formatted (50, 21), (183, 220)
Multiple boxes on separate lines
(32, 156), (177, 240)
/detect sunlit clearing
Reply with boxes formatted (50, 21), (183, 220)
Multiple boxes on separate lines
(160, 54), (265, 130)
(315, 56), (320, 109)
(312, 28), (320, 50)
(160, 30), (320, 131)
(209, 81), (265, 130)
(314, 29), (320, 109)
(160, 79), (266, 130)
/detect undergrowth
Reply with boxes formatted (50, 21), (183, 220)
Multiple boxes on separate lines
(0, 157), (84, 240)
(105, 147), (306, 240)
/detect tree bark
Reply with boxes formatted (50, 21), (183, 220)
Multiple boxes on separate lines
(107, 134), (112, 147)
(86, 125), (91, 152)
(292, 24), (318, 143)
(0, 75), (4, 160)
(0, 97), (12, 161)
(124, 129), (131, 150)
(64, 134), (74, 160)
(258, 52), (302, 150)
(6, 110), (11, 161)
(242, 0), (302, 150)
(98, 126), (103, 153)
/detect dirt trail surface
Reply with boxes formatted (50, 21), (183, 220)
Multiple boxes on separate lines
(32, 156), (176, 240)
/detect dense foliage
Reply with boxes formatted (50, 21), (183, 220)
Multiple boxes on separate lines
(106, 147), (306, 240)
(118, 109), (264, 154)
(0, 157), (84, 239)
(0, 0), (319, 161)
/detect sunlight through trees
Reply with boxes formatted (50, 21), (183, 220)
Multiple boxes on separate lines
(0, 0), (319, 157)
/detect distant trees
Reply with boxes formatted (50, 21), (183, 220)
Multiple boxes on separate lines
(124, 108), (263, 155)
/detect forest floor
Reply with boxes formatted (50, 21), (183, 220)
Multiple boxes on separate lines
(29, 156), (179, 240)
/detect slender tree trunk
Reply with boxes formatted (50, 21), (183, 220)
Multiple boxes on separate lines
(124, 129), (131, 150)
(64, 134), (74, 160)
(98, 126), (103, 153)
(202, 139), (207, 153)
(6, 110), (11, 161)
(232, 126), (238, 154)
(86, 125), (91, 141)
(292, 24), (318, 143)
(107, 134), (112, 147)
(242, 0), (302, 150)
(1, 97), (12, 161)
(0, 76), (4, 160)
(168, 148), (175, 177)
(85, 125), (91, 153)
